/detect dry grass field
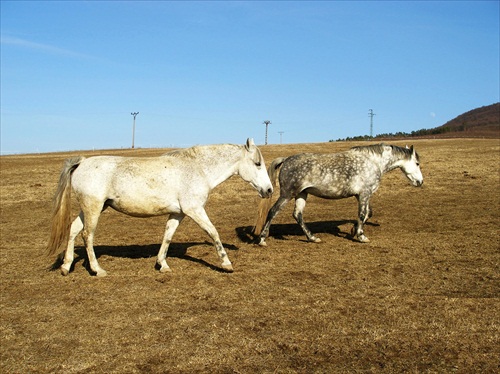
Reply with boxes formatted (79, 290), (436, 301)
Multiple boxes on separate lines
(1, 138), (498, 373)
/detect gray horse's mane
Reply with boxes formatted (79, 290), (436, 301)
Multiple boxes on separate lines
(351, 143), (419, 161)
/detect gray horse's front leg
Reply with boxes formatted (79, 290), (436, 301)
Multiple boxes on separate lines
(258, 197), (290, 246)
(353, 194), (371, 243)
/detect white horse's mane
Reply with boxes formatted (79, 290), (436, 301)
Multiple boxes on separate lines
(163, 144), (240, 159)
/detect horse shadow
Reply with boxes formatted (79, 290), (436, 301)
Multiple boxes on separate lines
(236, 219), (380, 244)
(49, 241), (239, 275)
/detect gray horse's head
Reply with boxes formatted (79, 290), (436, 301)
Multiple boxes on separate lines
(400, 145), (423, 187)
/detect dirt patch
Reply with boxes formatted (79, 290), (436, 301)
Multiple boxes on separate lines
(1, 139), (499, 373)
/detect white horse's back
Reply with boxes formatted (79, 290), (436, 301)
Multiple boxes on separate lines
(72, 155), (192, 217)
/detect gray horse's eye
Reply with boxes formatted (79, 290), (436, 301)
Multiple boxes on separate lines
(255, 162), (261, 167)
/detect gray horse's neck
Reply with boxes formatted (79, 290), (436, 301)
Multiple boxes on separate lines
(381, 146), (409, 174)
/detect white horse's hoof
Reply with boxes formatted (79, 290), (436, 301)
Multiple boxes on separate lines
(160, 266), (172, 273)
(95, 270), (108, 277)
(310, 237), (322, 243)
(60, 267), (70, 276)
(221, 263), (234, 273)
(258, 238), (268, 247)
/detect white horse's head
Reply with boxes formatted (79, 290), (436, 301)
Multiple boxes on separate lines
(401, 145), (423, 187)
(239, 138), (273, 198)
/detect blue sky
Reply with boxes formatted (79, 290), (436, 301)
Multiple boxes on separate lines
(1, 1), (499, 154)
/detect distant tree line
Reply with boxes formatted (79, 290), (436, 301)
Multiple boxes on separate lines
(331, 124), (460, 142)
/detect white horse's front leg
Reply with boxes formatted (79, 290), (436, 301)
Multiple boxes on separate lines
(60, 212), (84, 276)
(188, 208), (233, 272)
(157, 213), (184, 273)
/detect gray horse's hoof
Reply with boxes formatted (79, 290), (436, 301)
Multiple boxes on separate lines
(310, 236), (322, 243)
(258, 238), (268, 247)
(357, 235), (370, 243)
(60, 267), (69, 276)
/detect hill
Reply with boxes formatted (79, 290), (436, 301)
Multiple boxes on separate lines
(413, 102), (500, 138)
(335, 102), (499, 141)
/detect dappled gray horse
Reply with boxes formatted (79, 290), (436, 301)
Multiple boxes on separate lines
(47, 138), (273, 276)
(254, 144), (423, 246)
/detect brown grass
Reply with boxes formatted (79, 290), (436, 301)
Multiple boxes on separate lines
(1, 139), (499, 373)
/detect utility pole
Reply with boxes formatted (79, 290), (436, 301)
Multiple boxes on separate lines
(131, 112), (139, 148)
(263, 120), (271, 145)
(368, 109), (375, 138)
(278, 131), (284, 144)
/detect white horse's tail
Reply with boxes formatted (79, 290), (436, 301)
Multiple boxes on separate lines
(47, 157), (84, 256)
(253, 157), (287, 235)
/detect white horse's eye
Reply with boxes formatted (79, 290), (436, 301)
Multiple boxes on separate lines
(255, 162), (261, 167)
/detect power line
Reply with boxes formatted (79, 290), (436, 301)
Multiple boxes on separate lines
(278, 131), (284, 144)
(368, 109), (376, 138)
(263, 120), (271, 145)
(131, 112), (139, 149)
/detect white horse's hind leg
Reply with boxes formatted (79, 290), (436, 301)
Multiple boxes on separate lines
(187, 208), (233, 272)
(157, 213), (185, 273)
(60, 212), (84, 276)
(81, 204), (107, 277)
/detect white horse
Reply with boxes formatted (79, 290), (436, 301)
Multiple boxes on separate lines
(47, 138), (273, 276)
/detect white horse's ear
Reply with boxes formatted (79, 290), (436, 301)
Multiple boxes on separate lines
(405, 144), (409, 149)
(245, 138), (255, 151)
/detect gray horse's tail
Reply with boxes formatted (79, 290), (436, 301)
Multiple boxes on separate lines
(47, 157), (84, 256)
(253, 157), (287, 235)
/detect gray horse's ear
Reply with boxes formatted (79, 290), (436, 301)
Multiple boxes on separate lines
(410, 145), (414, 153)
(245, 138), (255, 151)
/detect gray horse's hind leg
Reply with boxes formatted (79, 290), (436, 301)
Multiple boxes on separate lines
(293, 192), (321, 243)
(258, 196), (291, 246)
(157, 213), (185, 273)
(353, 194), (371, 242)
(60, 211), (84, 276)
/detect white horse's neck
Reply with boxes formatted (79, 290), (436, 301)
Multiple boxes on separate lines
(191, 144), (242, 189)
